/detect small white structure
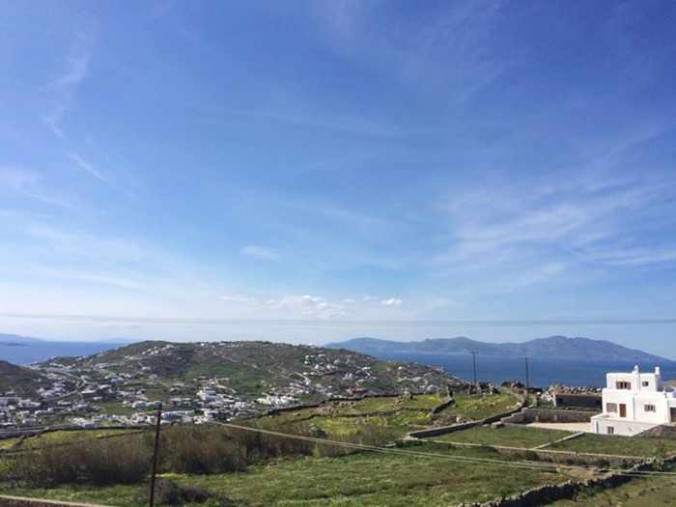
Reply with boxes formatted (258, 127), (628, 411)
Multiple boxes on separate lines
(591, 366), (676, 436)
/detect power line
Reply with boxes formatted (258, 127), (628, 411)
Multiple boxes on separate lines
(4, 421), (675, 480)
(211, 421), (676, 479)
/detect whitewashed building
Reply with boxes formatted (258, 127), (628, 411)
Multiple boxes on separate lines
(591, 366), (676, 436)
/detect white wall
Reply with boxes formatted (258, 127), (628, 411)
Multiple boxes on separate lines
(594, 417), (660, 437)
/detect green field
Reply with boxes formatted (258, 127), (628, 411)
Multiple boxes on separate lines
(437, 393), (520, 420)
(549, 433), (676, 457)
(258, 392), (520, 439)
(435, 425), (572, 448)
(0, 445), (575, 507)
(0, 429), (143, 452)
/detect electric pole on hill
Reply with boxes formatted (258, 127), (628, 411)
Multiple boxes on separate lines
(471, 351), (478, 393)
(149, 402), (163, 507)
(524, 357), (531, 391)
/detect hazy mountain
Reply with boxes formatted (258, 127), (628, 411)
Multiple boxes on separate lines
(327, 336), (673, 364)
(0, 334), (134, 365)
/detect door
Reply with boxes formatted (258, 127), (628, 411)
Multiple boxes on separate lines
(671, 408), (676, 423)
(619, 404), (627, 418)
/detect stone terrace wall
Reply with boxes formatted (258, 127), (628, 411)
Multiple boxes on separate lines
(463, 454), (676, 507)
(502, 407), (595, 425)
(0, 496), (108, 507)
(409, 394), (528, 439)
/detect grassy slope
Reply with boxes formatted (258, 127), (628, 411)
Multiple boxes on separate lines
(436, 425), (572, 448)
(549, 433), (676, 457)
(0, 429), (142, 451)
(438, 393), (519, 420)
(0, 446), (573, 507)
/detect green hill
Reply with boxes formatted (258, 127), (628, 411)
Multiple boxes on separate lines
(45, 340), (461, 401)
(0, 360), (50, 396)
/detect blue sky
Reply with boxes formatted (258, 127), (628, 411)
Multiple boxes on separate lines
(1, 1), (676, 354)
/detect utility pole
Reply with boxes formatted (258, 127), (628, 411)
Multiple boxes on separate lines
(149, 402), (163, 507)
(524, 357), (531, 392)
(471, 351), (478, 394)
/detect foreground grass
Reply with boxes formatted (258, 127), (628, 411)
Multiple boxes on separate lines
(436, 425), (572, 448)
(0, 445), (573, 507)
(549, 433), (676, 457)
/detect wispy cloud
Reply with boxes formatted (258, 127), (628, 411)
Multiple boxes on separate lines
(31, 267), (145, 290)
(434, 174), (676, 290)
(198, 106), (403, 139)
(240, 245), (279, 261)
(43, 32), (93, 139)
(314, 0), (509, 95)
(68, 152), (107, 183)
(0, 166), (69, 207)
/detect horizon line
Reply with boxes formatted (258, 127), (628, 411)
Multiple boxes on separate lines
(3, 312), (676, 327)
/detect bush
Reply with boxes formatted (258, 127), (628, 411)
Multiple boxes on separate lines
(143, 478), (221, 506)
(160, 426), (247, 474)
(1, 418), (405, 488)
(8, 434), (152, 486)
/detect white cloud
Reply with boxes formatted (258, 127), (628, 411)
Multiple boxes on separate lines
(266, 294), (347, 319)
(220, 293), (260, 305)
(240, 245), (278, 261)
(380, 297), (403, 307)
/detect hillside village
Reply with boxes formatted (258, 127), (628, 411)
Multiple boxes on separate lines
(0, 341), (457, 429)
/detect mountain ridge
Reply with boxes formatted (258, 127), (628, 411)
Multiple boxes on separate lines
(326, 336), (673, 363)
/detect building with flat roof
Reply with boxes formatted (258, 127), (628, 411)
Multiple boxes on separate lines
(591, 366), (676, 436)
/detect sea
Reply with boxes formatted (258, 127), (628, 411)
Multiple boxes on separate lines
(375, 352), (676, 388)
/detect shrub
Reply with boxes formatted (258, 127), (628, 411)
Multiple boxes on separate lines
(143, 478), (217, 505)
(8, 434), (152, 486)
(160, 426), (247, 474)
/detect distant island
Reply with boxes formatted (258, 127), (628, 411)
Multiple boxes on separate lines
(327, 336), (673, 364)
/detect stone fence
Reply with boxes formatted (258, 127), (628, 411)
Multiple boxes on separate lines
(408, 392), (528, 439)
(461, 453), (676, 507)
(501, 407), (594, 425)
(0, 496), (109, 507)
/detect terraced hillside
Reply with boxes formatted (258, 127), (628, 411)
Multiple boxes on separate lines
(33, 341), (463, 418)
(259, 391), (521, 438)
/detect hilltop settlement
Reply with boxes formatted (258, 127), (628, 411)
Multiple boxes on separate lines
(0, 340), (457, 429)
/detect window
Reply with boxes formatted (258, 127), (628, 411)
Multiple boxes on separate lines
(606, 403), (617, 413)
(644, 404), (656, 412)
(607, 426), (614, 435)
(642, 381), (650, 387)
(616, 381), (631, 390)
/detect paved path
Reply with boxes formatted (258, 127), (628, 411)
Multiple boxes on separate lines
(527, 422), (593, 433)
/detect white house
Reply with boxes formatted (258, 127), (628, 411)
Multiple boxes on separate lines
(591, 366), (676, 436)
